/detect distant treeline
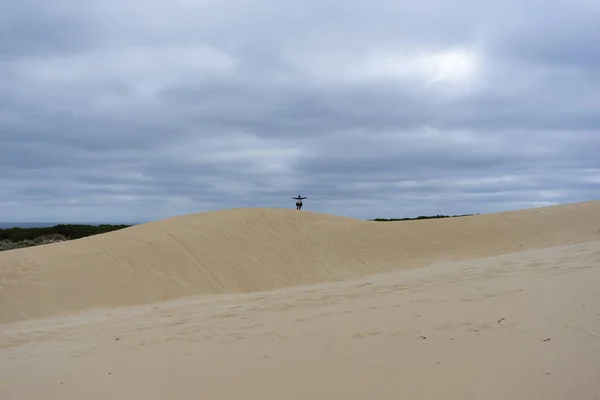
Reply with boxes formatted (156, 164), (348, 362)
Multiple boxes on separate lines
(0, 224), (132, 243)
(370, 213), (478, 222)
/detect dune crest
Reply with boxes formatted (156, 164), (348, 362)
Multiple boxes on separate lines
(1, 201), (599, 323)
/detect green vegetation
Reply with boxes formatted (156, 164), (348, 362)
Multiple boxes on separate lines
(0, 224), (132, 252)
(370, 213), (478, 222)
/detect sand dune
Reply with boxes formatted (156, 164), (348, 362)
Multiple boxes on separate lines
(1, 200), (600, 399)
(1, 237), (600, 399)
(1, 200), (600, 324)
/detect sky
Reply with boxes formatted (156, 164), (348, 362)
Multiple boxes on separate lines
(1, 0), (599, 223)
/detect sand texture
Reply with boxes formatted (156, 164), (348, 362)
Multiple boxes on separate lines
(1, 201), (600, 399)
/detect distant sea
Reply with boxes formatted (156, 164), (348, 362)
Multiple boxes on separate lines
(0, 222), (140, 229)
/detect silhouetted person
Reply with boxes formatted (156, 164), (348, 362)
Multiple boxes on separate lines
(293, 195), (307, 210)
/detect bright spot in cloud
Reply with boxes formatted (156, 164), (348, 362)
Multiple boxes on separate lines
(286, 47), (482, 92)
(429, 51), (479, 84)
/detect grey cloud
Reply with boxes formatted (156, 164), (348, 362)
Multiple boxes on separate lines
(0, 0), (599, 222)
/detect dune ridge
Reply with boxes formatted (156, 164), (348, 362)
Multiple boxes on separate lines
(1, 200), (599, 324)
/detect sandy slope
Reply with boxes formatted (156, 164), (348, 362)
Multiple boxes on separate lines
(1, 240), (599, 399)
(1, 201), (600, 324)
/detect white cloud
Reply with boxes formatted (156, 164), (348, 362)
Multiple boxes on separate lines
(283, 46), (484, 92)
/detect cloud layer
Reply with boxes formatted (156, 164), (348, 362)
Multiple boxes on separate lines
(1, 0), (599, 222)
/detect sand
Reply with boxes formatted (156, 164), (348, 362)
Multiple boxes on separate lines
(1, 201), (600, 399)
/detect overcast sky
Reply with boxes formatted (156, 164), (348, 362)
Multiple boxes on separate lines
(1, 0), (599, 223)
